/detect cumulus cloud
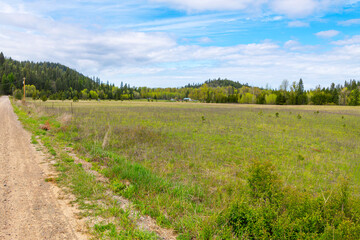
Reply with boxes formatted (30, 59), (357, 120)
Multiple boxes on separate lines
(284, 40), (300, 47)
(315, 30), (340, 38)
(332, 35), (360, 45)
(159, 41), (360, 88)
(288, 21), (309, 27)
(270, 0), (317, 18)
(283, 40), (317, 51)
(338, 18), (360, 26)
(0, 7), (176, 74)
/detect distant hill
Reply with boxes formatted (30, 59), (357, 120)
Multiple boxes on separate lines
(0, 52), (101, 95)
(184, 78), (248, 89)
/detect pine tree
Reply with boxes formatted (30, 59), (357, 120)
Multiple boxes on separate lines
(0, 52), (5, 66)
(1, 74), (9, 95)
(296, 79), (307, 105)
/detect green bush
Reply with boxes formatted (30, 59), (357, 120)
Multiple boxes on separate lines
(248, 160), (283, 204)
(41, 95), (48, 102)
(32, 91), (37, 100)
(210, 160), (360, 239)
(13, 89), (23, 100)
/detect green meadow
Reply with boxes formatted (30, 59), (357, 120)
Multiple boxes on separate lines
(19, 100), (360, 239)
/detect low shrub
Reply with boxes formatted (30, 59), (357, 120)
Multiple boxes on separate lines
(210, 160), (360, 239)
(13, 89), (23, 100)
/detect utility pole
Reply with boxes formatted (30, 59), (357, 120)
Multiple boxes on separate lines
(23, 77), (26, 101)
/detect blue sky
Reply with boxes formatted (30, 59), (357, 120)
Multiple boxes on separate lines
(0, 0), (359, 89)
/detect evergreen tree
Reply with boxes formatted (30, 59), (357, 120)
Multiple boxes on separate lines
(1, 74), (9, 95)
(296, 79), (307, 105)
(0, 52), (5, 66)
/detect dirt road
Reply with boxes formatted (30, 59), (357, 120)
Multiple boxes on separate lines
(0, 96), (87, 240)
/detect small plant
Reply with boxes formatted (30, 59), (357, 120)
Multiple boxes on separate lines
(64, 157), (74, 163)
(275, 112), (279, 118)
(122, 184), (136, 198)
(110, 179), (127, 193)
(248, 160), (282, 203)
(31, 136), (38, 144)
(91, 162), (101, 171)
(297, 114), (302, 119)
(49, 148), (57, 156)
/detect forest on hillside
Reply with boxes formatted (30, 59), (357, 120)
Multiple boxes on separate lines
(1, 52), (359, 105)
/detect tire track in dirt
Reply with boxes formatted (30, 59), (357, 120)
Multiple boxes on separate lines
(0, 96), (88, 240)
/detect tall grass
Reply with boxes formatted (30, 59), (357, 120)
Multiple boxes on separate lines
(30, 100), (360, 238)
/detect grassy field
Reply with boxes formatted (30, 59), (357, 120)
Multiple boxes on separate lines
(18, 100), (360, 239)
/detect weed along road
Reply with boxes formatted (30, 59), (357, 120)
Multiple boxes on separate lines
(0, 96), (86, 240)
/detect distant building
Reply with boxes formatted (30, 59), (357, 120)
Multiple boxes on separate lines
(183, 98), (192, 102)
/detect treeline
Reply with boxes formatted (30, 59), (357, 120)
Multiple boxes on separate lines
(143, 78), (359, 106)
(1, 52), (359, 105)
(184, 78), (248, 89)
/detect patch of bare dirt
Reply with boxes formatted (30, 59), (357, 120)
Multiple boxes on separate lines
(0, 96), (89, 240)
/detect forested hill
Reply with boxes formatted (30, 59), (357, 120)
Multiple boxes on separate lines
(184, 78), (248, 89)
(0, 52), (103, 96)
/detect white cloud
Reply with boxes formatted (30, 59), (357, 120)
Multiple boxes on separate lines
(284, 40), (300, 47)
(338, 18), (360, 26)
(0, 8), (177, 73)
(288, 21), (309, 27)
(0, 1), (359, 88)
(271, 16), (283, 21)
(332, 35), (360, 45)
(151, 0), (346, 18)
(198, 37), (212, 43)
(150, 0), (262, 11)
(315, 30), (340, 38)
(136, 14), (239, 33)
(270, 0), (317, 18)
(1, 16), (359, 88)
(283, 40), (317, 51)
(0, 2), (26, 14)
